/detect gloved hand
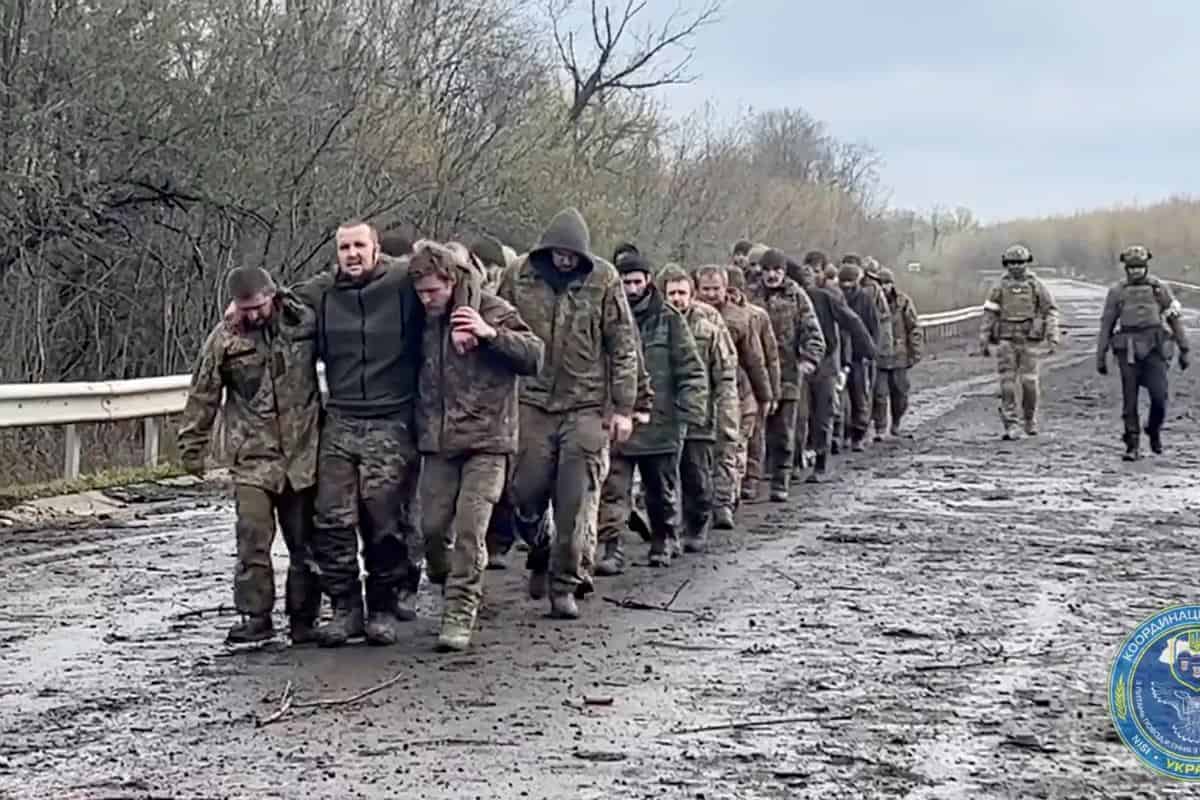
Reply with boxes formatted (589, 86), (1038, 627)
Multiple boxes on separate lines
(1096, 359), (1108, 376)
(1180, 350), (1191, 371)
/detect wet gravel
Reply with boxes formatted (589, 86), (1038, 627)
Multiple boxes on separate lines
(2, 280), (1198, 799)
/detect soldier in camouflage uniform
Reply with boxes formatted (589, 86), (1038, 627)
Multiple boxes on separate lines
(873, 268), (923, 438)
(728, 265), (780, 501)
(409, 242), (544, 650)
(596, 254), (707, 572)
(1097, 245), (1191, 460)
(978, 244), (1061, 440)
(661, 264), (739, 553)
(750, 249), (826, 500)
(179, 267), (321, 645)
(696, 264), (773, 527)
(498, 208), (641, 619)
(295, 222), (430, 647)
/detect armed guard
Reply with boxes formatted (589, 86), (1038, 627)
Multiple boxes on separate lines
(978, 244), (1061, 440)
(1096, 245), (1190, 460)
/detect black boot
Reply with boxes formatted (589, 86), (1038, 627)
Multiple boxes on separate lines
(316, 593), (365, 648)
(226, 614), (273, 644)
(1146, 427), (1163, 455)
(1122, 432), (1141, 462)
(806, 452), (828, 483)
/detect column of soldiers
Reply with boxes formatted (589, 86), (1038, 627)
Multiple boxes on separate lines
(189, 206), (1111, 655)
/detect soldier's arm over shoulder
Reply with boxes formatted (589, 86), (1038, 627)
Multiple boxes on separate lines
(177, 325), (226, 470)
(483, 298), (545, 376)
(671, 311), (708, 427)
(290, 271), (335, 310)
(794, 291), (826, 365)
(602, 277), (640, 417)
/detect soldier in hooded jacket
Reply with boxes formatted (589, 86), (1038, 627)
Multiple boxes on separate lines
(179, 267), (321, 645)
(978, 244), (1061, 440)
(497, 208), (641, 619)
(695, 264), (773, 527)
(595, 253), (708, 573)
(750, 249), (826, 500)
(661, 264), (739, 554)
(408, 242), (544, 651)
(873, 268), (923, 438)
(1097, 245), (1191, 460)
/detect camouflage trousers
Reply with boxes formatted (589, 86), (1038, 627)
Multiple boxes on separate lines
(598, 452), (680, 552)
(680, 440), (714, 540)
(420, 453), (507, 626)
(996, 340), (1040, 425)
(872, 367), (911, 432)
(233, 481), (320, 623)
(717, 407), (758, 506)
(313, 411), (423, 612)
(510, 405), (609, 596)
(765, 399), (799, 491)
(846, 362), (873, 440)
(747, 409), (768, 489)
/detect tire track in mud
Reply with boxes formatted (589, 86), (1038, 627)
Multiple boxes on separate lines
(3, 281), (1198, 798)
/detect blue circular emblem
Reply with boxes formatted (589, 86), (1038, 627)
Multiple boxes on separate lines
(1110, 604), (1200, 780)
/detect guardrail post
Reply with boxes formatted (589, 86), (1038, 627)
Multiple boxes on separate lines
(143, 417), (160, 467)
(64, 424), (81, 480)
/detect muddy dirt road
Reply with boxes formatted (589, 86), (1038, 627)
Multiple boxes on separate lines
(2, 279), (1198, 799)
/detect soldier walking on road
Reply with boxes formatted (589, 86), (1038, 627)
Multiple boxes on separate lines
(498, 208), (641, 619)
(1096, 245), (1191, 461)
(727, 266), (780, 503)
(179, 267), (321, 645)
(873, 268), (924, 439)
(836, 262), (879, 453)
(408, 242), (544, 650)
(596, 254), (707, 572)
(796, 252), (875, 482)
(696, 265), (773, 527)
(750, 249), (826, 500)
(978, 244), (1061, 440)
(661, 265), (739, 553)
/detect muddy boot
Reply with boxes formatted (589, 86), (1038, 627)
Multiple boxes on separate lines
(1123, 432), (1141, 461)
(436, 619), (473, 652)
(1024, 417), (1039, 436)
(486, 549), (508, 571)
(226, 614), (273, 644)
(890, 421), (903, 437)
(769, 473), (789, 502)
(1147, 427), (1163, 455)
(740, 479), (761, 504)
(682, 519), (708, 553)
(830, 438), (841, 455)
(394, 590), (418, 622)
(574, 578), (594, 600)
(713, 506), (735, 530)
(594, 538), (625, 576)
(316, 595), (365, 648)
(549, 592), (579, 619)
(874, 426), (885, 443)
(365, 611), (401, 646)
(648, 537), (671, 567)
(850, 435), (865, 453)
(528, 570), (549, 600)
(806, 452), (828, 483)
(288, 616), (318, 646)
(1002, 423), (1019, 441)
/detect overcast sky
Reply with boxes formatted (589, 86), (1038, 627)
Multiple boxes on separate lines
(649, 0), (1200, 223)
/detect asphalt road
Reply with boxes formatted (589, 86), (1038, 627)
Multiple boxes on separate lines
(2, 279), (1198, 799)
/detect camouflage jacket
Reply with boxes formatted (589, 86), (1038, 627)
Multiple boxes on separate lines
(498, 254), (640, 416)
(177, 290), (319, 492)
(749, 278), (826, 399)
(416, 276), (544, 457)
(980, 273), (1061, 346)
(681, 302), (739, 444)
(618, 288), (708, 456)
(1097, 276), (1189, 366)
(718, 300), (773, 415)
(863, 281), (894, 359)
(739, 297), (781, 402)
(881, 290), (923, 369)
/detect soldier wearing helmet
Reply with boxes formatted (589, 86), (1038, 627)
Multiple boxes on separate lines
(1096, 245), (1190, 460)
(978, 244), (1061, 440)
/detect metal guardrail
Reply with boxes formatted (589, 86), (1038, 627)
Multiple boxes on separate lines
(0, 301), (1023, 480)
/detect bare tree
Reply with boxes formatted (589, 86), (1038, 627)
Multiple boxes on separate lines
(549, 0), (720, 124)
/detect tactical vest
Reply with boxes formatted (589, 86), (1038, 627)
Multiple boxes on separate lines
(1001, 280), (1037, 321)
(1119, 282), (1160, 330)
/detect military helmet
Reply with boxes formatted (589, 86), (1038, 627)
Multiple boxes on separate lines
(878, 267), (895, 283)
(862, 256), (881, 279)
(1119, 245), (1152, 267)
(1001, 244), (1033, 265)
